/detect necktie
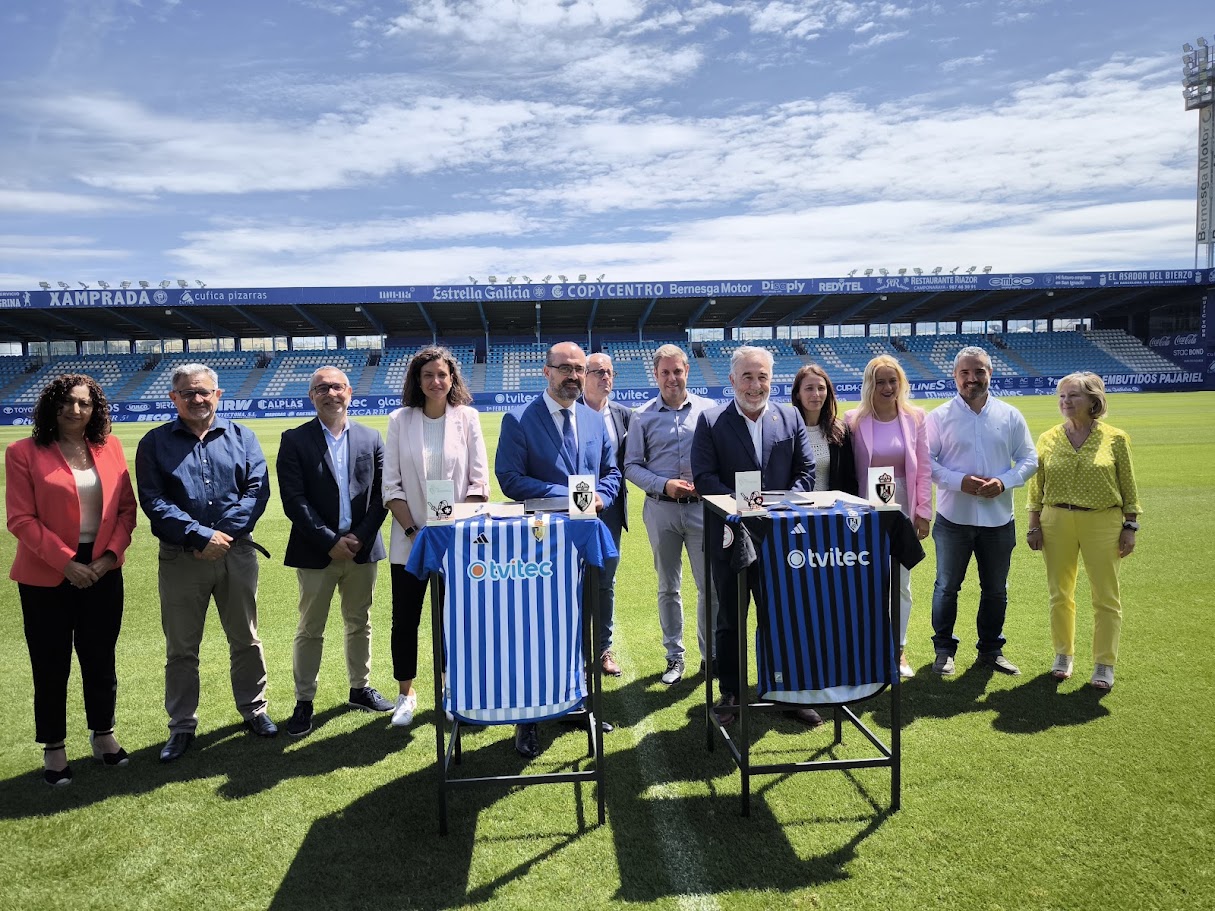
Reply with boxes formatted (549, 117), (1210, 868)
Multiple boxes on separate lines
(560, 408), (578, 470)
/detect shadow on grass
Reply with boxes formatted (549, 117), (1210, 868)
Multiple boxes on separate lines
(0, 704), (414, 816)
(268, 674), (898, 909)
(983, 672), (1111, 733)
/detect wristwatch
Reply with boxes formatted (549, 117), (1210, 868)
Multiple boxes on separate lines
(404, 525), (418, 538)
(1121, 520), (1139, 532)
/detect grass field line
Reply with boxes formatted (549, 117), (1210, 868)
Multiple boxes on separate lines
(612, 640), (721, 911)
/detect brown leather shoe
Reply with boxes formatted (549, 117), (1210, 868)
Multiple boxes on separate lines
(715, 692), (738, 728)
(601, 650), (622, 677)
(784, 707), (824, 728)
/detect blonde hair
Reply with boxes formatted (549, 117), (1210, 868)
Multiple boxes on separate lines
(1057, 371), (1107, 419)
(855, 355), (911, 420)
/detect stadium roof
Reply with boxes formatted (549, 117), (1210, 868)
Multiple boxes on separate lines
(1, 270), (1211, 345)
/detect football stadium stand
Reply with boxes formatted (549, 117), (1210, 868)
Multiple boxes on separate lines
(0, 330), (1190, 405)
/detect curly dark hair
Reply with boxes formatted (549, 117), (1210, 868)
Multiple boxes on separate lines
(31, 373), (111, 446)
(791, 363), (845, 446)
(401, 346), (473, 408)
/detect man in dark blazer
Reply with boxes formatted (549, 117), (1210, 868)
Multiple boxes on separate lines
(495, 341), (621, 758)
(580, 351), (631, 676)
(691, 346), (818, 728)
(277, 366), (391, 737)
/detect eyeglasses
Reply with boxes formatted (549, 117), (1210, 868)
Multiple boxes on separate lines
(549, 364), (587, 376)
(173, 388), (215, 400)
(311, 382), (348, 394)
(587, 368), (614, 378)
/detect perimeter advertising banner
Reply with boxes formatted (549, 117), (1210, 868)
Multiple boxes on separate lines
(0, 373), (1206, 425)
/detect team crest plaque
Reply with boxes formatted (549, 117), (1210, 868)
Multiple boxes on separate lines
(568, 474), (596, 519)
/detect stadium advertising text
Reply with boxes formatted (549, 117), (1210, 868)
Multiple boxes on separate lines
(7, 270), (1212, 311)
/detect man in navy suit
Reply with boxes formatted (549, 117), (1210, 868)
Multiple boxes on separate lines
(495, 341), (621, 758)
(691, 346), (819, 728)
(277, 366), (392, 737)
(580, 352), (631, 677)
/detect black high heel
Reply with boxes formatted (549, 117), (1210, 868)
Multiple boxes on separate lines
(90, 730), (129, 767)
(43, 744), (73, 787)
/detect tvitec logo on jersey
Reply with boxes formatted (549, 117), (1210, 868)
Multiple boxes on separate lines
(787, 547), (871, 569)
(468, 558), (554, 581)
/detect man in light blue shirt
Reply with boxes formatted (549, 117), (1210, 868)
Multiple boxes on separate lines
(623, 344), (716, 685)
(926, 347), (1038, 675)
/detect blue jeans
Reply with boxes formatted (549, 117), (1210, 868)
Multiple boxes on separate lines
(930, 516), (1015, 656)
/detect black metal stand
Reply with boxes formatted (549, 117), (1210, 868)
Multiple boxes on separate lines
(701, 498), (902, 817)
(432, 534), (605, 836)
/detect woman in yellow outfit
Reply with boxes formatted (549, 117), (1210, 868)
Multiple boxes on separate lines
(1026, 372), (1140, 691)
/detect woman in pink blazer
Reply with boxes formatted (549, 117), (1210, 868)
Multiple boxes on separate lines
(6, 374), (137, 786)
(845, 355), (932, 678)
(382, 347), (489, 727)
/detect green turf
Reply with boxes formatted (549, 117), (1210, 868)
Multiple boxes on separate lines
(1, 393), (1212, 911)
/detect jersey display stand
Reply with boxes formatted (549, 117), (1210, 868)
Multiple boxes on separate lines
(701, 494), (923, 817)
(407, 513), (615, 836)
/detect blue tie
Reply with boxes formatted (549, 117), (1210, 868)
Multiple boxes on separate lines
(560, 408), (578, 470)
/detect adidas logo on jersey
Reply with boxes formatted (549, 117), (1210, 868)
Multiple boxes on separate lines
(791, 522), (806, 534)
(473, 532), (490, 545)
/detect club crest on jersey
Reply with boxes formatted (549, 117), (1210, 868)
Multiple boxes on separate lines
(722, 524), (735, 548)
(532, 513), (548, 542)
(846, 513), (862, 533)
(874, 471), (895, 505)
(572, 479), (594, 514)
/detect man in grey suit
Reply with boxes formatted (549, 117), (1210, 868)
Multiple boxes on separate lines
(277, 366), (392, 737)
(580, 352), (631, 676)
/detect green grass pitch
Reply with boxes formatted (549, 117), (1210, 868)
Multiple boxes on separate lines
(0, 392), (1212, 911)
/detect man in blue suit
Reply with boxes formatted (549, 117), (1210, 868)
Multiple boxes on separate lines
(691, 346), (819, 728)
(495, 341), (621, 758)
(277, 366), (392, 738)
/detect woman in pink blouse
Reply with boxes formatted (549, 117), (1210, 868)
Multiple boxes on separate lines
(845, 355), (932, 677)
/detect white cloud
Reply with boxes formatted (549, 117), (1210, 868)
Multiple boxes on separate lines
(0, 188), (139, 214)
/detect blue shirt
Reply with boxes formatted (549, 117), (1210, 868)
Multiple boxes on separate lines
(623, 393), (715, 495)
(926, 394), (1038, 527)
(135, 415), (271, 550)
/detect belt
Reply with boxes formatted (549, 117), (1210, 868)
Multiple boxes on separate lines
(648, 493), (701, 504)
(1049, 503), (1094, 511)
(161, 538), (272, 558)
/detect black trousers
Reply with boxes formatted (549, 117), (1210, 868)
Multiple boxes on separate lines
(18, 543), (125, 744)
(390, 563), (429, 682)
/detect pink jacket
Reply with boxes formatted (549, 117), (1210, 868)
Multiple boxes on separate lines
(382, 404), (490, 564)
(7, 436), (138, 586)
(845, 407), (933, 521)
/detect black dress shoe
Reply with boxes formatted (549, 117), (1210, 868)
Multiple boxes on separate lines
(159, 732), (195, 763)
(246, 713), (278, 737)
(514, 723), (540, 759)
(715, 692), (738, 728)
(784, 707), (824, 728)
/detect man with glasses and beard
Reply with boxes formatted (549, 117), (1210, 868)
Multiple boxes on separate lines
(495, 342), (621, 759)
(135, 363), (274, 763)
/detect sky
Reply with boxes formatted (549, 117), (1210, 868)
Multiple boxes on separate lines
(0, 0), (1211, 290)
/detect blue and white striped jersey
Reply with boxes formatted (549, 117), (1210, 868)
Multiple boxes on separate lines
(406, 514), (616, 724)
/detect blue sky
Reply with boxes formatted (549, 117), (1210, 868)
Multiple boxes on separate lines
(0, 0), (1210, 290)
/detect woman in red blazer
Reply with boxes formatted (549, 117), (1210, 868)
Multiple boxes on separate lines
(845, 355), (933, 678)
(6, 374), (137, 786)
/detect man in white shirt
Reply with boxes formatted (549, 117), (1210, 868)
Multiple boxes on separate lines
(925, 347), (1038, 675)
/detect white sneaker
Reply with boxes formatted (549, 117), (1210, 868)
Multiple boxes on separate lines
(391, 693), (417, 727)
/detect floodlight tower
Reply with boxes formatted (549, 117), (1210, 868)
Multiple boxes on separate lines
(1183, 36), (1215, 268)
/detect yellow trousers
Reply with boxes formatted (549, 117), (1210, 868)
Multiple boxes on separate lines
(1040, 506), (1123, 666)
